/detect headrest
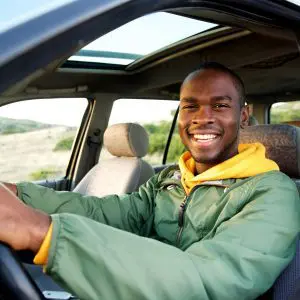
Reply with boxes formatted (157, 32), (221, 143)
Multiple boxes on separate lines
(240, 124), (300, 177)
(104, 123), (149, 158)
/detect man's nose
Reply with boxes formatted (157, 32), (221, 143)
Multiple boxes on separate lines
(192, 106), (215, 124)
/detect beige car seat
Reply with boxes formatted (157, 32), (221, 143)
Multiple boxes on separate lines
(74, 123), (155, 197)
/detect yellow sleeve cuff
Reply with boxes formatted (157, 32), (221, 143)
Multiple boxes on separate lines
(33, 223), (53, 265)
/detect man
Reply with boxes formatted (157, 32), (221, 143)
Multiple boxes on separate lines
(0, 62), (299, 300)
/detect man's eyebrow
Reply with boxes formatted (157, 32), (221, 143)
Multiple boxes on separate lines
(180, 97), (198, 103)
(211, 95), (232, 101)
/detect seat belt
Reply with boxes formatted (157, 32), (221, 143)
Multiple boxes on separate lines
(87, 128), (102, 171)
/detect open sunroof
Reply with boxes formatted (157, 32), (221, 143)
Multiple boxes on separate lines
(67, 12), (217, 66)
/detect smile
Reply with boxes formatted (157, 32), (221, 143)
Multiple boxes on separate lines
(190, 133), (221, 146)
(193, 134), (218, 141)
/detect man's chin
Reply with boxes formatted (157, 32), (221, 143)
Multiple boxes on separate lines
(191, 149), (238, 166)
(195, 158), (221, 165)
(191, 153), (221, 165)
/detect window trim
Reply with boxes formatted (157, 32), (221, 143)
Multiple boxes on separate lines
(163, 106), (179, 165)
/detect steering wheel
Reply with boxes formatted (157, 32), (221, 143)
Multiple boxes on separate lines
(0, 242), (45, 300)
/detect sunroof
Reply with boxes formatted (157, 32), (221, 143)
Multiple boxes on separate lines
(67, 12), (217, 66)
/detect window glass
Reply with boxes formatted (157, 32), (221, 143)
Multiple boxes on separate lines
(270, 101), (300, 126)
(286, 0), (300, 6)
(102, 99), (178, 166)
(166, 123), (186, 164)
(68, 12), (217, 66)
(0, 98), (87, 182)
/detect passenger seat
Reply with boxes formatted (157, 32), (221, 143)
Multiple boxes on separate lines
(74, 122), (155, 197)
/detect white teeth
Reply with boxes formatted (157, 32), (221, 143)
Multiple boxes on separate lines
(193, 134), (217, 140)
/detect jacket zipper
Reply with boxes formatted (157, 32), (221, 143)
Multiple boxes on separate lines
(176, 185), (201, 247)
(176, 195), (187, 246)
(174, 181), (229, 247)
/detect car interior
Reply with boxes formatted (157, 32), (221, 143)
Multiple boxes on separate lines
(1, 1), (300, 299)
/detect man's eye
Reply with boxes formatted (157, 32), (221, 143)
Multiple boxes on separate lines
(182, 105), (197, 110)
(214, 103), (229, 109)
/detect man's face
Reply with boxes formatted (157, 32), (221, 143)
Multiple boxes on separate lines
(178, 69), (249, 168)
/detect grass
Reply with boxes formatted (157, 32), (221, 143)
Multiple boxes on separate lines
(29, 167), (61, 180)
(53, 136), (74, 151)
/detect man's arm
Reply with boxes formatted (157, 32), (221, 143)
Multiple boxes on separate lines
(1, 182), (18, 196)
(0, 173), (157, 255)
(43, 172), (300, 300)
(0, 182), (50, 252)
(15, 175), (158, 235)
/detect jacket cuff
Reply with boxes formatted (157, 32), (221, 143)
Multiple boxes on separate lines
(33, 222), (53, 265)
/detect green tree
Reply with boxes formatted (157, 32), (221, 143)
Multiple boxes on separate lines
(144, 115), (185, 164)
(270, 102), (300, 124)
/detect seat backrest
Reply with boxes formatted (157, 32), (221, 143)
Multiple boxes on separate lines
(248, 115), (259, 125)
(240, 124), (300, 300)
(74, 123), (154, 197)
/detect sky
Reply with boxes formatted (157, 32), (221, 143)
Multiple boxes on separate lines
(84, 13), (214, 55)
(69, 12), (215, 65)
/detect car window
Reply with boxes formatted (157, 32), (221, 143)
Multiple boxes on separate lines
(270, 101), (300, 126)
(0, 98), (87, 182)
(166, 121), (186, 164)
(69, 12), (216, 66)
(285, 0), (300, 6)
(100, 98), (178, 166)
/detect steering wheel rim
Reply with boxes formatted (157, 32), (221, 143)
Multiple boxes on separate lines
(0, 242), (45, 300)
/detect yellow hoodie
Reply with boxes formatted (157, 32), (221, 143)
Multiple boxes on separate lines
(179, 143), (279, 195)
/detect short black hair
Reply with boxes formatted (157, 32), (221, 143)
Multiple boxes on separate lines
(182, 62), (246, 107)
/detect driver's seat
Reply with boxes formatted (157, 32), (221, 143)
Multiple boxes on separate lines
(240, 124), (300, 300)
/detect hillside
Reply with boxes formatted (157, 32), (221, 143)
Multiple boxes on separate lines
(0, 116), (56, 135)
(0, 117), (176, 182)
(0, 117), (76, 182)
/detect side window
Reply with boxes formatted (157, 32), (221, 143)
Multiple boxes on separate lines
(101, 98), (178, 166)
(166, 123), (186, 164)
(270, 101), (300, 126)
(0, 98), (88, 182)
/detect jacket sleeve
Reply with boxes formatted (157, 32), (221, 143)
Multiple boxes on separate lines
(45, 173), (300, 300)
(16, 176), (158, 235)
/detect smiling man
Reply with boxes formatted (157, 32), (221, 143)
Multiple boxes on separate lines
(0, 62), (299, 300)
(178, 64), (248, 173)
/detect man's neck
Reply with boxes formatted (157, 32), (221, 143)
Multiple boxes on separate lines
(194, 149), (239, 175)
(195, 163), (217, 175)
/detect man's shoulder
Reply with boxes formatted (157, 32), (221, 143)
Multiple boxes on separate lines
(232, 170), (297, 197)
(248, 170), (296, 188)
(240, 171), (299, 208)
(157, 164), (180, 181)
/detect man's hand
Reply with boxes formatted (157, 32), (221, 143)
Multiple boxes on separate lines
(0, 183), (51, 252)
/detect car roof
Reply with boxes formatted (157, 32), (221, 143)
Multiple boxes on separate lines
(1, 1), (300, 105)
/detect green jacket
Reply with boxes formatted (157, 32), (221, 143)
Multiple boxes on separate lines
(17, 167), (300, 300)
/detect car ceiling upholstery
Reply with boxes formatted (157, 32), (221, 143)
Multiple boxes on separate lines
(3, 7), (300, 105)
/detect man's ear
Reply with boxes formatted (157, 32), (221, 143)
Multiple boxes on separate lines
(240, 105), (250, 129)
